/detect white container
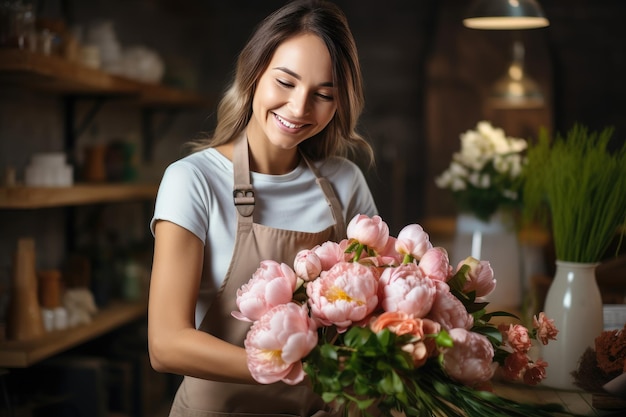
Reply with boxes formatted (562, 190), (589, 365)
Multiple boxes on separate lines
(25, 152), (73, 187)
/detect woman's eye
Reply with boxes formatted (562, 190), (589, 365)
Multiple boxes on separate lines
(316, 92), (334, 101)
(276, 79), (293, 88)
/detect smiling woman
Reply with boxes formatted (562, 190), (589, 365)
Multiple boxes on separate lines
(146, 1), (378, 416)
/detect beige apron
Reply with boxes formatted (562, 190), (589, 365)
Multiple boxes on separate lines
(169, 134), (346, 417)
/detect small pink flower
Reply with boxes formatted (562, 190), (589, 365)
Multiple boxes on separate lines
(501, 350), (530, 381)
(370, 312), (441, 367)
(533, 312), (559, 345)
(427, 280), (474, 330)
(346, 214), (390, 252)
(419, 247), (453, 282)
(245, 303), (318, 385)
(293, 249), (322, 282)
(306, 262), (379, 332)
(314, 240), (351, 271)
(395, 224), (433, 260)
(233, 260), (296, 322)
(501, 323), (532, 353)
(443, 328), (496, 387)
(370, 311), (423, 336)
(378, 263), (436, 318)
(457, 257), (496, 298)
(523, 359), (548, 385)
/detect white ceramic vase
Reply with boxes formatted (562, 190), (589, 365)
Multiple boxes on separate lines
(541, 261), (603, 390)
(452, 210), (522, 311)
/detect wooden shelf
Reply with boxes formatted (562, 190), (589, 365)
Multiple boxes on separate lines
(0, 300), (147, 368)
(0, 49), (209, 108)
(0, 183), (158, 209)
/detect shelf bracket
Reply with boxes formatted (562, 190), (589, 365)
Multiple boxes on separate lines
(141, 108), (180, 162)
(64, 96), (107, 151)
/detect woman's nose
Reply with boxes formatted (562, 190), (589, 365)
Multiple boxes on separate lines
(288, 89), (310, 117)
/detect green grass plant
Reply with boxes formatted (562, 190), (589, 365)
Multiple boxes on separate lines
(523, 125), (626, 263)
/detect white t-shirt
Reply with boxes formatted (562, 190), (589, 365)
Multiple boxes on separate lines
(151, 147), (377, 325)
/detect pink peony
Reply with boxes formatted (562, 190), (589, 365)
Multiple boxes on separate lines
(293, 249), (322, 282)
(378, 263), (436, 318)
(245, 303), (318, 385)
(427, 280), (474, 330)
(395, 224), (433, 260)
(346, 214), (390, 252)
(313, 240), (351, 271)
(533, 312), (559, 345)
(376, 236), (403, 266)
(457, 257), (496, 298)
(232, 260), (297, 322)
(419, 247), (453, 282)
(443, 328), (496, 387)
(306, 261), (379, 332)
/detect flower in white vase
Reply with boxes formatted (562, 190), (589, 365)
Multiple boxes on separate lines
(436, 121), (527, 221)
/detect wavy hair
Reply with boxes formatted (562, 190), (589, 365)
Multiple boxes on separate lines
(188, 0), (373, 164)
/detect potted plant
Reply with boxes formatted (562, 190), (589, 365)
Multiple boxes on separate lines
(435, 121), (528, 311)
(522, 124), (626, 389)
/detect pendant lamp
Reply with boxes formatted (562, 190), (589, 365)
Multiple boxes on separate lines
(463, 0), (549, 30)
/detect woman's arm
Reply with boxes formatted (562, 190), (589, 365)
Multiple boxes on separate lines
(147, 220), (255, 384)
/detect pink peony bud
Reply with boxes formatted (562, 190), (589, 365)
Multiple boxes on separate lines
(395, 224), (433, 260)
(232, 260), (297, 322)
(306, 261), (379, 332)
(346, 214), (390, 252)
(293, 249), (322, 282)
(457, 257), (496, 297)
(443, 328), (496, 387)
(419, 247), (453, 281)
(244, 303), (318, 385)
(378, 263), (436, 318)
(313, 240), (351, 271)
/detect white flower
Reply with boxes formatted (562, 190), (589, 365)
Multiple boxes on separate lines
(435, 121), (528, 218)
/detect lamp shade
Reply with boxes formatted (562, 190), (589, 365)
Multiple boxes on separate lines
(463, 0), (549, 30)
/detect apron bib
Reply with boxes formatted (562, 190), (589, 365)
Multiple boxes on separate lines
(169, 134), (346, 417)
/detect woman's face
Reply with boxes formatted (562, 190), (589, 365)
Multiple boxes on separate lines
(248, 33), (337, 152)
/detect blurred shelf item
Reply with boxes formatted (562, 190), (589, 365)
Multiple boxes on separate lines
(0, 300), (146, 368)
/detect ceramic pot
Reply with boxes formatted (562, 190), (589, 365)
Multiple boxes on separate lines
(541, 261), (603, 390)
(452, 210), (523, 311)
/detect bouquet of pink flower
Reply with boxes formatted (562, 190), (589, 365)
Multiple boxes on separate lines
(232, 214), (569, 416)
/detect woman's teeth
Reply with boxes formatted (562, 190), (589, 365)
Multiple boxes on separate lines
(276, 114), (303, 129)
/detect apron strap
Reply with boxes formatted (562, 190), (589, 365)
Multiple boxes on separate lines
(301, 155), (347, 240)
(233, 133), (255, 218)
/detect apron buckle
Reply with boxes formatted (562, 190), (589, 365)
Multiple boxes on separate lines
(233, 185), (255, 216)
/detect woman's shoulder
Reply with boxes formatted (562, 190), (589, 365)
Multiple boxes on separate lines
(316, 156), (368, 182)
(165, 148), (232, 178)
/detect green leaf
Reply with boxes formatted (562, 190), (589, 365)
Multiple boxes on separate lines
(435, 329), (453, 348)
